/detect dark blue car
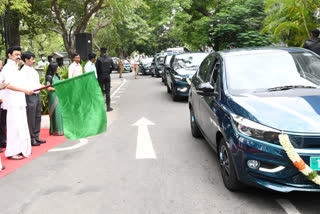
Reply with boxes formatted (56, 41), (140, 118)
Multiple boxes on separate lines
(166, 52), (208, 101)
(189, 47), (320, 192)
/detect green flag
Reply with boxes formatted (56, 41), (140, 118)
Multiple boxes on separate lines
(53, 72), (107, 140)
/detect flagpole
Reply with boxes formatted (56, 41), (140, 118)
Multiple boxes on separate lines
(33, 84), (52, 92)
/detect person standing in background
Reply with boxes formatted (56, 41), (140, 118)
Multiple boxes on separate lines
(68, 53), (82, 78)
(119, 57), (123, 78)
(96, 47), (114, 112)
(37, 54), (49, 69)
(134, 55), (139, 79)
(303, 29), (320, 55)
(46, 62), (64, 136)
(84, 53), (97, 78)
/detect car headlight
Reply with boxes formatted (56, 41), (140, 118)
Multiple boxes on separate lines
(231, 114), (281, 144)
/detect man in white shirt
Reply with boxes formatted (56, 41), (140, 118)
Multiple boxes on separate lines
(68, 53), (83, 78)
(37, 54), (49, 68)
(1, 46), (34, 160)
(84, 53), (97, 78)
(21, 51), (48, 146)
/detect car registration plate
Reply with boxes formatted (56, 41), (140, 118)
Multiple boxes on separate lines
(310, 157), (320, 170)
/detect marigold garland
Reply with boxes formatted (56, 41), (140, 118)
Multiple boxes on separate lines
(278, 134), (320, 185)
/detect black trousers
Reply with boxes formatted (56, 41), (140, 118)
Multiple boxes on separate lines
(0, 108), (6, 143)
(99, 78), (111, 106)
(26, 94), (41, 140)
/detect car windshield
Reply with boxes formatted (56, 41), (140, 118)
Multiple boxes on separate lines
(165, 56), (173, 65)
(142, 58), (153, 64)
(225, 51), (320, 92)
(157, 57), (165, 64)
(175, 53), (208, 69)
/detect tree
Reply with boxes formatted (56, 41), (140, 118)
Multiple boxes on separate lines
(262, 0), (319, 47)
(210, 0), (271, 50)
(0, 0), (31, 47)
(23, 0), (140, 56)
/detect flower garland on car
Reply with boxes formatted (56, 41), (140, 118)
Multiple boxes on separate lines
(278, 133), (320, 185)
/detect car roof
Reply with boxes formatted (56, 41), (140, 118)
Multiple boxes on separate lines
(174, 51), (208, 56)
(218, 47), (308, 57)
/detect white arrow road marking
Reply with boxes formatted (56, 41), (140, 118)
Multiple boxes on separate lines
(133, 117), (156, 159)
(276, 199), (301, 214)
(49, 139), (88, 152)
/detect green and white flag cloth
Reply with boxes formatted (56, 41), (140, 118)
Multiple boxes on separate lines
(53, 72), (107, 140)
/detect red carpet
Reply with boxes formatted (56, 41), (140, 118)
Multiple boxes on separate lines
(0, 128), (67, 178)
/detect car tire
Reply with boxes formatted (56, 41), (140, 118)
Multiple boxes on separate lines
(219, 139), (244, 191)
(167, 84), (171, 93)
(171, 84), (179, 101)
(190, 108), (202, 138)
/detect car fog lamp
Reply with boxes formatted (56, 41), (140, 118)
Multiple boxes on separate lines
(247, 160), (260, 169)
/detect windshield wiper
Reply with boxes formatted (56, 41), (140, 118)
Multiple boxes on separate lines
(268, 85), (317, 91)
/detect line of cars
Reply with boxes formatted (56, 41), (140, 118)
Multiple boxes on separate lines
(152, 47), (320, 193)
(112, 57), (133, 73)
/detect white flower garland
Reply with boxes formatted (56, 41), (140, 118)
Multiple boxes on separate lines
(278, 134), (320, 185)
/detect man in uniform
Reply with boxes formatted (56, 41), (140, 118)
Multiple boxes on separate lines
(303, 29), (320, 55)
(119, 57), (123, 78)
(96, 48), (114, 112)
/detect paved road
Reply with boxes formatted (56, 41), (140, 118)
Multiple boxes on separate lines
(0, 71), (319, 214)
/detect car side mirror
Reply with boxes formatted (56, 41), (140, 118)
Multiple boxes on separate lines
(196, 82), (218, 97)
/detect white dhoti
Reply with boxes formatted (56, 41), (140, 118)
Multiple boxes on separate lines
(5, 106), (31, 158)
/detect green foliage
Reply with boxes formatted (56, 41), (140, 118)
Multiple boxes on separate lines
(0, 0), (31, 15)
(262, 0), (319, 46)
(210, 0), (271, 50)
(59, 66), (69, 80)
(39, 75), (48, 115)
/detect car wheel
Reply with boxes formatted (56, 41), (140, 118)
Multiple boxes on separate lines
(167, 84), (171, 93)
(171, 84), (179, 101)
(219, 139), (244, 191)
(190, 108), (202, 138)
(152, 73), (154, 77)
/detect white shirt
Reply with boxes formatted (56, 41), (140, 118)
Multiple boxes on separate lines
(1, 59), (26, 108)
(84, 61), (97, 78)
(37, 60), (49, 68)
(20, 65), (42, 94)
(68, 62), (83, 78)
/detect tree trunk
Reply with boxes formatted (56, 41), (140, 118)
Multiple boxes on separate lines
(8, 10), (20, 47)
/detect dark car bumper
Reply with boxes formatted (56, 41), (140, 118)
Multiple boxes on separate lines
(172, 80), (190, 97)
(141, 67), (152, 75)
(224, 122), (320, 192)
(155, 68), (163, 77)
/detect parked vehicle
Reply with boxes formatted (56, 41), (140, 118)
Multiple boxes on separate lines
(123, 60), (133, 72)
(139, 57), (153, 75)
(189, 47), (320, 192)
(166, 52), (208, 101)
(162, 55), (173, 85)
(112, 57), (120, 72)
(151, 55), (166, 77)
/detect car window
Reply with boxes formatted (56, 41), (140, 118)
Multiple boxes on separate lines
(209, 58), (221, 96)
(199, 55), (214, 81)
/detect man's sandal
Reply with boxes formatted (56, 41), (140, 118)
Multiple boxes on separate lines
(8, 155), (23, 160)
